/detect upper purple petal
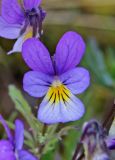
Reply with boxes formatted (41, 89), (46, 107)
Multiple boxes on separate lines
(15, 120), (24, 150)
(0, 17), (21, 39)
(23, 71), (53, 97)
(0, 115), (13, 144)
(55, 31), (86, 75)
(60, 67), (90, 94)
(23, 0), (41, 10)
(18, 150), (37, 160)
(0, 140), (16, 160)
(2, 0), (24, 24)
(22, 38), (54, 75)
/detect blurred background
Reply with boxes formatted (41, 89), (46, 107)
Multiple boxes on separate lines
(0, 0), (115, 159)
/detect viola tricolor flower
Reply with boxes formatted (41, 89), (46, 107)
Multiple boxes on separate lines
(22, 31), (90, 124)
(0, 115), (37, 160)
(0, 0), (46, 54)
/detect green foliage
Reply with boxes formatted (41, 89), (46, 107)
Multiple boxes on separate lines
(9, 85), (42, 133)
(84, 39), (114, 88)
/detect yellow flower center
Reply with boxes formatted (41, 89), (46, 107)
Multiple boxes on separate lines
(24, 27), (33, 41)
(46, 79), (71, 104)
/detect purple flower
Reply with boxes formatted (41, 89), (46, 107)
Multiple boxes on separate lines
(0, 115), (37, 160)
(0, 0), (46, 54)
(22, 31), (90, 124)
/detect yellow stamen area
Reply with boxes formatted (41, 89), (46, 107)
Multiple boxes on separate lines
(24, 27), (33, 41)
(46, 80), (71, 104)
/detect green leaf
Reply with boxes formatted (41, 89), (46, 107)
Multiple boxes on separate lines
(8, 85), (43, 139)
(84, 39), (114, 88)
(42, 137), (58, 155)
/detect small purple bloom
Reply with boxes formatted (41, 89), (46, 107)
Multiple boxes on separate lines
(0, 0), (46, 54)
(0, 115), (37, 160)
(22, 31), (90, 124)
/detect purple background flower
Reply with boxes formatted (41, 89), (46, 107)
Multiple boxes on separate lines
(0, 115), (37, 160)
(0, 0), (46, 54)
(22, 31), (90, 124)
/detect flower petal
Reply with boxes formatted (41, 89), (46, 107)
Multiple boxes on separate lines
(55, 31), (86, 74)
(0, 115), (13, 143)
(7, 35), (24, 55)
(23, 71), (53, 97)
(22, 38), (54, 75)
(15, 120), (24, 150)
(38, 85), (85, 124)
(60, 67), (90, 94)
(18, 150), (37, 160)
(0, 17), (21, 39)
(8, 26), (34, 54)
(23, 0), (41, 10)
(0, 140), (16, 160)
(106, 138), (115, 150)
(2, 0), (24, 24)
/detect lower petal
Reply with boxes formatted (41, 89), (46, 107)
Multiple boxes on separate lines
(38, 85), (85, 124)
(0, 16), (21, 39)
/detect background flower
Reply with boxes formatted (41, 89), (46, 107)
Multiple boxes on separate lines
(0, 0), (46, 54)
(22, 31), (90, 124)
(72, 120), (112, 160)
(0, 115), (37, 160)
